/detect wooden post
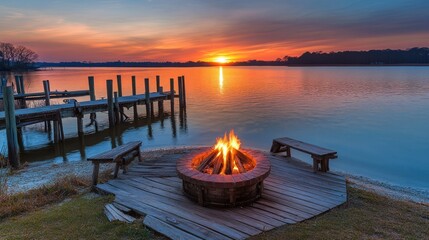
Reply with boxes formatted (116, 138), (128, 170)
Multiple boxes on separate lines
(116, 75), (123, 97)
(88, 76), (97, 131)
(181, 75), (186, 107)
(178, 76), (183, 110)
(114, 91), (120, 125)
(170, 78), (175, 113)
(88, 76), (95, 101)
(58, 111), (64, 142)
(43, 80), (51, 106)
(144, 78), (151, 118)
(14, 76), (21, 94)
(156, 75), (164, 114)
(3, 86), (20, 169)
(132, 76), (138, 120)
(116, 75), (124, 122)
(43, 80), (51, 132)
(15, 75), (26, 108)
(106, 80), (114, 128)
(19, 76), (25, 94)
(75, 101), (84, 137)
(158, 86), (164, 116)
(156, 75), (161, 92)
(53, 119), (60, 143)
(132, 76), (137, 95)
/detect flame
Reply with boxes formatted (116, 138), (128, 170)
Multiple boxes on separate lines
(192, 130), (255, 175)
(214, 130), (241, 175)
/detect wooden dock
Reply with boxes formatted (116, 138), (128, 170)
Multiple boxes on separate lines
(96, 148), (347, 240)
(0, 74), (187, 169)
(0, 91), (174, 129)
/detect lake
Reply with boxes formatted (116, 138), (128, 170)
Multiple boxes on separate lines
(1, 66), (429, 192)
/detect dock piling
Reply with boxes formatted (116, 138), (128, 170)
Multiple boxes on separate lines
(178, 76), (184, 110)
(114, 91), (120, 125)
(132, 76), (138, 119)
(43, 80), (51, 106)
(144, 78), (151, 118)
(88, 76), (96, 101)
(88, 76), (98, 131)
(117, 75), (124, 122)
(15, 75), (26, 108)
(18, 76), (25, 94)
(181, 75), (186, 108)
(107, 80), (114, 128)
(156, 75), (164, 114)
(3, 86), (20, 169)
(170, 78), (175, 113)
(15, 76), (22, 94)
(43, 80), (51, 132)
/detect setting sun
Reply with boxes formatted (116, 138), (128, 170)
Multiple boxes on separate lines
(215, 56), (228, 64)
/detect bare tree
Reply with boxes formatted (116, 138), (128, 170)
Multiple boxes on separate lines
(0, 42), (38, 70)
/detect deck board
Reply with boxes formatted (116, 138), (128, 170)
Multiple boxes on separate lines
(97, 148), (347, 240)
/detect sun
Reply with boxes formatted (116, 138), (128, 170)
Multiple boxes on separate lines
(215, 56), (228, 64)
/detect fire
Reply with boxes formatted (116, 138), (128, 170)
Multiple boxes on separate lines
(193, 130), (255, 175)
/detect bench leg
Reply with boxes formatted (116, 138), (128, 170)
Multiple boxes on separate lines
(270, 140), (281, 153)
(321, 158), (330, 172)
(114, 163), (120, 178)
(138, 151), (142, 162)
(92, 163), (100, 186)
(286, 147), (291, 158)
(312, 158), (319, 172)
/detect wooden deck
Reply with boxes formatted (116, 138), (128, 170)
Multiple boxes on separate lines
(96, 148), (347, 240)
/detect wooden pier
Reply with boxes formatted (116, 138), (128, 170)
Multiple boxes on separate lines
(0, 75), (187, 169)
(97, 148), (347, 240)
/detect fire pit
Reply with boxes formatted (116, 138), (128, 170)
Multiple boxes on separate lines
(177, 131), (271, 207)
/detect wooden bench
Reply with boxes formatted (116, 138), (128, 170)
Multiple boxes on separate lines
(270, 137), (337, 172)
(88, 141), (142, 186)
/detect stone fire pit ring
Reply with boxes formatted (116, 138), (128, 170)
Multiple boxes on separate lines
(177, 148), (271, 207)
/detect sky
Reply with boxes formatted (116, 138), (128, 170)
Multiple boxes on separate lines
(1, 0), (428, 62)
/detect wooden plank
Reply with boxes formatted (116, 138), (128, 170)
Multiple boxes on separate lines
(144, 215), (203, 240)
(114, 195), (247, 240)
(87, 141), (141, 161)
(108, 180), (260, 237)
(104, 204), (135, 223)
(115, 178), (277, 232)
(115, 196), (234, 240)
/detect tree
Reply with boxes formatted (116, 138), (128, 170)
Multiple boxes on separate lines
(0, 42), (38, 71)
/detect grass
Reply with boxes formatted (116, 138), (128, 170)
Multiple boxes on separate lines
(250, 187), (429, 240)
(0, 175), (89, 220)
(0, 196), (158, 240)
(0, 175), (427, 239)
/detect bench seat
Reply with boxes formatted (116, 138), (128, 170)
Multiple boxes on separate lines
(270, 137), (337, 172)
(88, 141), (142, 186)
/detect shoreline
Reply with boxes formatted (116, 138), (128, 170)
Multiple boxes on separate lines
(2, 146), (428, 204)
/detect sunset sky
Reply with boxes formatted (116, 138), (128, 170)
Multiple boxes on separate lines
(1, 0), (428, 62)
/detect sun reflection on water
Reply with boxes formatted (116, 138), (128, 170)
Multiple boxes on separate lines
(219, 66), (223, 94)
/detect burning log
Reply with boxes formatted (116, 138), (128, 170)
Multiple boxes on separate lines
(197, 151), (217, 172)
(192, 131), (255, 175)
(213, 156), (223, 174)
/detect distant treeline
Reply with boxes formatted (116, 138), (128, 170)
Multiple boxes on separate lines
(285, 47), (429, 65)
(36, 47), (429, 68)
(37, 60), (286, 68)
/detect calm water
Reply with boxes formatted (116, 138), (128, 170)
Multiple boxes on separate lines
(2, 66), (429, 191)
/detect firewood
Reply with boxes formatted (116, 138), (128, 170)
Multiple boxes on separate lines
(197, 151), (217, 172)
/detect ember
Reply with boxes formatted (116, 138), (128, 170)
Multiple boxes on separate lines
(192, 130), (255, 175)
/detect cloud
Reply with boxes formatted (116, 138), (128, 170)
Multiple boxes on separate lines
(1, 1), (429, 61)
